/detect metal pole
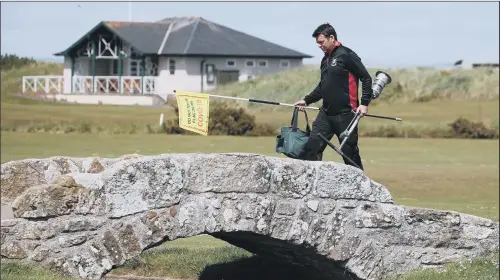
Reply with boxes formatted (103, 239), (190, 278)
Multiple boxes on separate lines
(339, 113), (362, 151)
(70, 56), (75, 93)
(359, 112), (402, 121)
(91, 40), (96, 94)
(317, 133), (361, 170)
(128, 1), (132, 22)
(141, 56), (145, 94)
(172, 90), (402, 121)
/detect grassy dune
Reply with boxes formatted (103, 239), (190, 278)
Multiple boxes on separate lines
(210, 65), (500, 110)
(1, 62), (63, 104)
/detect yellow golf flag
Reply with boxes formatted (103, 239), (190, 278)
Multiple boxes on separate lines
(175, 90), (210, 136)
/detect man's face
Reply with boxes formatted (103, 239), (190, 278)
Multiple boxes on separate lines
(316, 34), (336, 54)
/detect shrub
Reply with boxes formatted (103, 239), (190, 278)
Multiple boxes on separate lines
(449, 117), (499, 139)
(164, 101), (276, 136)
(0, 54), (37, 71)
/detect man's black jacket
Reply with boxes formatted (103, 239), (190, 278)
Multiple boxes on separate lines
(303, 42), (373, 115)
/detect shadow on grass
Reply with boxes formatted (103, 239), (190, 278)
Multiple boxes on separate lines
(198, 255), (341, 280)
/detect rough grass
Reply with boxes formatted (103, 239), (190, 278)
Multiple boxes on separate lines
(1, 61), (63, 104)
(210, 65), (500, 111)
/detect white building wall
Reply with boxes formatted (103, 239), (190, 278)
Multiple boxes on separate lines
(64, 52), (303, 97)
(63, 56), (72, 93)
(156, 56), (304, 96)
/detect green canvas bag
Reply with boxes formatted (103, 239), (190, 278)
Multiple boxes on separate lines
(276, 107), (311, 160)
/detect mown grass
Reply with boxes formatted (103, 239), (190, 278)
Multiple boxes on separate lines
(386, 252), (499, 280)
(1, 98), (498, 138)
(0, 261), (75, 280)
(111, 235), (252, 279)
(2, 132), (498, 219)
(1, 241), (498, 280)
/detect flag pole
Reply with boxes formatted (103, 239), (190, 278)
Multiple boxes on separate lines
(172, 90), (320, 110)
(172, 90), (402, 121)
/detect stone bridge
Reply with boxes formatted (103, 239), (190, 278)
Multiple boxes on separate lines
(0, 153), (498, 280)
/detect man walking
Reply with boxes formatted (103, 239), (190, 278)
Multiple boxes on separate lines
(294, 23), (373, 170)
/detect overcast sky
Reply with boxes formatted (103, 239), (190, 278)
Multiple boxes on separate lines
(1, 1), (498, 67)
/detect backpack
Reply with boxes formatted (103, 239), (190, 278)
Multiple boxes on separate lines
(276, 107), (311, 160)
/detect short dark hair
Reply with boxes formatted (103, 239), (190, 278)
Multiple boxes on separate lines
(312, 23), (337, 40)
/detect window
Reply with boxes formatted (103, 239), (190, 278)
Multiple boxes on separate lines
(129, 60), (140, 76)
(226, 60), (236, 68)
(169, 59), (176, 75)
(280, 60), (291, 68)
(206, 64), (215, 84)
(258, 60), (268, 68)
(245, 60), (255, 67)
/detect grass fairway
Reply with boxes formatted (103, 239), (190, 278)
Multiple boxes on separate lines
(1, 133), (499, 280)
(2, 132), (498, 219)
(2, 99), (499, 137)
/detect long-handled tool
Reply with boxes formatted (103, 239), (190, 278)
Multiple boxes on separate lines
(339, 111), (362, 150)
(318, 133), (362, 169)
(172, 84), (403, 122)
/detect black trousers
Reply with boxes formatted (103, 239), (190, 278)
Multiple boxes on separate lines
(302, 109), (364, 170)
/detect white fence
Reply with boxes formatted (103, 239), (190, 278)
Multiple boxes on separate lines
(22, 76), (64, 94)
(22, 76), (158, 95)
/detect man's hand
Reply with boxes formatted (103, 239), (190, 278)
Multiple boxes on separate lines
(356, 105), (368, 117)
(294, 100), (307, 112)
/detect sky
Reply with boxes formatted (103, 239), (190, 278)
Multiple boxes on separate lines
(1, 1), (499, 68)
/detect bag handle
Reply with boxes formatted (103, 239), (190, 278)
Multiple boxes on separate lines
(291, 107), (311, 133)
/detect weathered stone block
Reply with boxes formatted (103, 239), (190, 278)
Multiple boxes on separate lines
(101, 156), (185, 218)
(186, 154), (272, 194)
(275, 200), (298, 216)
(1, 240), (27, 259)
(59, 234), (87, 247)
(269, 159), (316, 198)
(11, 175), (89, 219)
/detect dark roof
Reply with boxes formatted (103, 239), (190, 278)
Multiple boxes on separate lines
(54, 16), (312, 58)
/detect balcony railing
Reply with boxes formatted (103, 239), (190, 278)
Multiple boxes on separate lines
(22, 75), (158, 95)
(22, 76), (64, 94)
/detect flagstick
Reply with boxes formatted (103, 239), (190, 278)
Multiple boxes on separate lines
(172, 90), (402, 121)
(172, 90), (320, 110)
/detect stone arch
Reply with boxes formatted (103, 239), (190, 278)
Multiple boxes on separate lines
(1, 154), (498, 280)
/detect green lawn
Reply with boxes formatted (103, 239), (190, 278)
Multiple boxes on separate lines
(2, 99), (499, 136)
(2, 132), (498, 219)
